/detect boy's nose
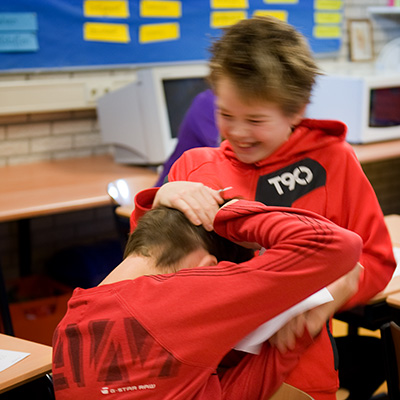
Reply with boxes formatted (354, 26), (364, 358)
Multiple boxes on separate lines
(230, 122), (248, 138)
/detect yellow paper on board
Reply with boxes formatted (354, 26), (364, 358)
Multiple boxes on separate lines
(314, 0), (343, 11)
(140, 1), (181, 18)
(211, 0), (248, 9)
(84, 1), (129, 18)
(210, 11), (247, 28)
(139, 22), (180, 43)
(313, 25), (341, 38)
(84, 22), (130, 43)
(314, 12), (342, 24)
(253, 10), (288, 21)
(263, 0), (298, 4)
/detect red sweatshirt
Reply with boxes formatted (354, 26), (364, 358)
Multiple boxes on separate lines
(53, 200), (362, 400)
(130, 119), (396, 399)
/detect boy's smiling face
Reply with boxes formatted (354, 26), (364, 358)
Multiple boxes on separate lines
(215, 77), (303, 164)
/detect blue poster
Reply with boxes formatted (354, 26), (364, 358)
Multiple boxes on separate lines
(0, 0), (343, 71)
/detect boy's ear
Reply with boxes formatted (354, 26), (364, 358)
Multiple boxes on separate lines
(291, 105), (307, 126)
(198, 254), (218, 267)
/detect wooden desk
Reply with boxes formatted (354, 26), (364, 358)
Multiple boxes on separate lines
(0, 155), (158, 334)
(387, 292), (400, 309)
(369, 215), (400, 303)
(0, 154), (158, 222)
(384, 214), (400, 248)
(335, 215), (400, 331)
(115, 205), (133, 219)
(0, 334), (52, 394)
(351, 139), (400, 164)
(370, 275), (400, 304)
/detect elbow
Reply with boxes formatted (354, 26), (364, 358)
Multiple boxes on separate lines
(341, 230), (363, 271)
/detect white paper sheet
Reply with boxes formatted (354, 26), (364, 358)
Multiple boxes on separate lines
(234, 288), (333, 354)
(0, 349), (30, 373)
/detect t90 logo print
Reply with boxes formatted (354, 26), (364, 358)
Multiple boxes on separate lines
(256, 158), (326, 207)
(267, 166), (313, 195)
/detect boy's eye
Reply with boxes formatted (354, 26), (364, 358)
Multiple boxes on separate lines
(220, 112), (233, 119)
(248, 119), (264, 125)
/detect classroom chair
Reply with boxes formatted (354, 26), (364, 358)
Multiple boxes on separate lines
(269, 383), (314, 399)
(381, 321), (400, 400)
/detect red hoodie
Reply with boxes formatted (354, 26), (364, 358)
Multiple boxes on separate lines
(53, 200), (362, 400)
(130, 119), (396, 399)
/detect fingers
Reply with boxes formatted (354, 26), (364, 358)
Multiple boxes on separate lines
(171, 190), (220, 230)
(154, 182), (225, 231)
(269, 314), (307, 353)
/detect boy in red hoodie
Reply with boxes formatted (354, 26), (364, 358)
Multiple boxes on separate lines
(130, 16), (396, 399)
(53, 200), (361, 399)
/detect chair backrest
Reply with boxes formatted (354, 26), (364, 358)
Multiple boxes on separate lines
(381, 321), (400, 400)
(269, 383), (314, 400)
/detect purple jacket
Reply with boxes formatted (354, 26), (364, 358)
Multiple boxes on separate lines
(155, 89), (220, 186)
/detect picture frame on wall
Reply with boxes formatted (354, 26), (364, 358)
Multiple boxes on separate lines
(348, 19), (374, 62)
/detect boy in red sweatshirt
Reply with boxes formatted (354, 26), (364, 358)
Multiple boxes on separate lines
(53, 200), (361, 399)
(130, 16), (396, 399)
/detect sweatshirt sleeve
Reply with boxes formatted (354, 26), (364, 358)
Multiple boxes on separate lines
(130, 187), (158, 231)
(129, 151), (198, 232)
(214, 200), (362, 287)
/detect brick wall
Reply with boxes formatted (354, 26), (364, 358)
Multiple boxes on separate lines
(0, 109), (111, 167)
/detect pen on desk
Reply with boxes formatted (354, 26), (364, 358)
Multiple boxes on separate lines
(218, 186), (233, 193)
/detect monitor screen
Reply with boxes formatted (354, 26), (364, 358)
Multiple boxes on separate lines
(163, 77), (210, 139)
(98, 63), (210, 165)
(369, 87), (400, 127)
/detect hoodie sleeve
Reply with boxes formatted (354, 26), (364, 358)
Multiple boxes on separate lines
(130, 187), (159, 231)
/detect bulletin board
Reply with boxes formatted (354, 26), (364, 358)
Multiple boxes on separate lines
(0, 0), (344, 72)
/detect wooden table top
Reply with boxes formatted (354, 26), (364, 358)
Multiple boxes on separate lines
(0, 155), (158, 222)
(368, 215), (400, 303)
(385, 214), (400, 248)
(387, 291), (400, 308)
(351, 139), (400, 164)
(370, 275), (400, 304)
(0, 334), (52, 394)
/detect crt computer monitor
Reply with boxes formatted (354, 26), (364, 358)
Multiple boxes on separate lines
(97, 63), (210, 166)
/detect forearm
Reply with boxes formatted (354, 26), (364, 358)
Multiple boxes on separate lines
(215, 200), (362, 288)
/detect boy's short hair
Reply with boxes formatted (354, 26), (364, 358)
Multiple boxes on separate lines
(208, 16), (320, 116)
(124, 206), (254, 271)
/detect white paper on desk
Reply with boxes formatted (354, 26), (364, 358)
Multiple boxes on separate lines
(234, 288), (333, 355)
(0, 349), (30, 373)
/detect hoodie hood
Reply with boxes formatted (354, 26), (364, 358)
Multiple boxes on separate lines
(222, 119), (348, 169)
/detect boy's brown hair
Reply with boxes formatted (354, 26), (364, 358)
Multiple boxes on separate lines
(208, 16), (320, 116)
(124, 206), (253, 271)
